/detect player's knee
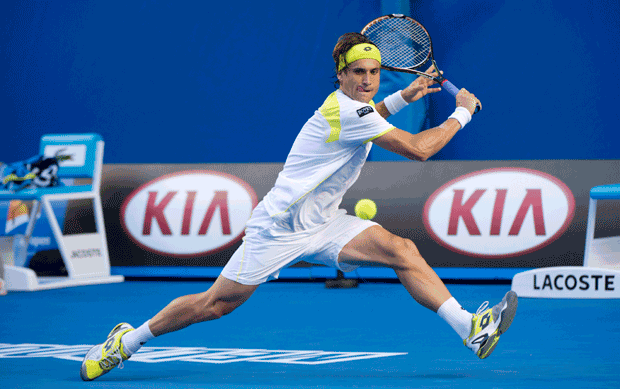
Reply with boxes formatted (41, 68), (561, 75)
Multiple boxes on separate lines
(387, 236), (425, 270)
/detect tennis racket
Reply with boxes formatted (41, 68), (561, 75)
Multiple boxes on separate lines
(361, 14), (480, 113)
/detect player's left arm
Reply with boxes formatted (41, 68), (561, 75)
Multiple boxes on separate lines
(373, 89), (479, 161)
(372, 121), (460, 161)
(375, 66), (442, 119)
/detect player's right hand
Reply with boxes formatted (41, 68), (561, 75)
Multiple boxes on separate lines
(456, 89), (481, 115)
(401, 65), (442, 103)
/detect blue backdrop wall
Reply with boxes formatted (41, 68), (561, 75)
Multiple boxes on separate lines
(2, 0), (620, 164)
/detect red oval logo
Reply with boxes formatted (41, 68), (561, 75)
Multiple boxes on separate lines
(121, 170), (257, 257)
(423, 168), (575, 258)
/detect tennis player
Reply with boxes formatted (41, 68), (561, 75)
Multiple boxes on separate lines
(81, 32), (517, 381)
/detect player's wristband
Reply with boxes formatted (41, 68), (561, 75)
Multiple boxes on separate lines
(448, 107), (472, 130)
(383, 90), (409, 115)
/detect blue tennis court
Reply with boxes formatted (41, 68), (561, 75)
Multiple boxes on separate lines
(2, 280), (620, 388)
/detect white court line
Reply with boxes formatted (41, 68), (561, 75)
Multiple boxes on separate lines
(0, 343), (407, 365)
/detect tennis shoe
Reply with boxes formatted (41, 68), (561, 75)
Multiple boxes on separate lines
(80, 323), (134, 381)
(464, 291), (518, 359)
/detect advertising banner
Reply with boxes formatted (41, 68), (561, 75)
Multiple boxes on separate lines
(0, 200), (65, 269)
(101, 160), (620, 274)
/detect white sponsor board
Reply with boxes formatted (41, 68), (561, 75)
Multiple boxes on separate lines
(121, 170), (257, 257)
(511, 266), (620, 298)
(62, 233), (107, 278)
(0, 343), (406, 365)
(424, 168), (575, 258)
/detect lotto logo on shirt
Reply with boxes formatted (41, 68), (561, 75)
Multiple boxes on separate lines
(423, 168), (575, 258)
(121, 170), (257, 257)
(356, 106), (374, 117)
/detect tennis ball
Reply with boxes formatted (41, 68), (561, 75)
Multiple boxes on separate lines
(355, 199), (377, 220)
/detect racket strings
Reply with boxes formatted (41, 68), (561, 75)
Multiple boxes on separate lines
(364, 19), (431, 69)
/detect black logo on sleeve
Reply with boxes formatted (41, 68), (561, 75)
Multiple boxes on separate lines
(356, 106), (374, 117)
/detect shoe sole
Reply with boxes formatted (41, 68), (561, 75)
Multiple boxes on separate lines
(497, 291), (518, 335)
(478, 291), (518, 359)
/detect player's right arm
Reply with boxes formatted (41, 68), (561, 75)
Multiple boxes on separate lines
(375, 66), (442, 119)
(372, 89), (480, 161)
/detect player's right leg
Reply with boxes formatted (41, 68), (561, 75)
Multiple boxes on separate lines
(80, 202), (297, 381)
(80, 323), (135, 381)
(148, 275), (258, 336)
(80, 275), (258, 381)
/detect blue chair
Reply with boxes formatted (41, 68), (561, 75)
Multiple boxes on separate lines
(583, 183), (620, 269)
(0, 134), (123, 291)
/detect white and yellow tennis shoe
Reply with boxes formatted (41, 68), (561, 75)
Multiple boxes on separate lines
(80, 323), (134, 381)
(464, 291), (518, 359)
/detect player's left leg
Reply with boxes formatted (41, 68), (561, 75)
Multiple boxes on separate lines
(338, 225), (451, 311)
(338, 224), (517, 359)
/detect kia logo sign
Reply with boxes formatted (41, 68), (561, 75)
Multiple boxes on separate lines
(423, 168), (575, 258)
(121, 170), (257, 257)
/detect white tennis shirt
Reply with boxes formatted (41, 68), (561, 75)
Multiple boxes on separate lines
(261, 89), (395, 231)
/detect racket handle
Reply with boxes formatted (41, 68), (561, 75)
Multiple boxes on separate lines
(441, 79), (481, 114)
(441, 79), (460, 97)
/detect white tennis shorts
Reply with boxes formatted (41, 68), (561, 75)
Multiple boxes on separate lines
(221, 202), (377, 285)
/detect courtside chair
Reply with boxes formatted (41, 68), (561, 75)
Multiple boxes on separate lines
(583, 183), (620, 270)
(0, 133), (123, 291)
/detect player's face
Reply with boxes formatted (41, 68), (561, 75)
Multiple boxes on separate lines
(337, 59), (381, 103)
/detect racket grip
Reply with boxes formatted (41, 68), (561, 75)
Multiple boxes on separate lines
(441, 79), (481, 114)
(441, 79), (460, 97)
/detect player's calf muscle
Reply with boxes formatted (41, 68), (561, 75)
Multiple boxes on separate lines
(205, 299), (238, 320)
(188, 295), (235, 322)
(150, 293), (224, 335)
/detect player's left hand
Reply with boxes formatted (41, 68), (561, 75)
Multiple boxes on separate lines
(401, 65), (442, 103)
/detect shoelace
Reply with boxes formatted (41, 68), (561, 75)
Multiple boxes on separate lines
(476, 301), (489, 316)
(100, 347), (125, 370)
(99, 338), (126, 371)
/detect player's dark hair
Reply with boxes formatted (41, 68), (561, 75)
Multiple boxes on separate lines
(332, 32), (377, 88)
